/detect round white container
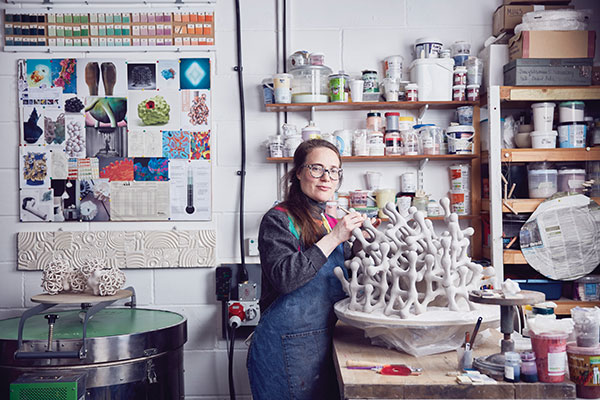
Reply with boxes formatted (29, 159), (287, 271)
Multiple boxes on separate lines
(383, 55), (403, 80)
(449, 164), (471, 192)
(353, 129), (369, 156)
(450, 190), (471, 215)
(268, 135), (284, 157)
(284, 134), (303, 157)
(531, 102), (556, 131)
(557, 121), (587, 148)
(401, 172), (417, 193)
(334, 129), (353, 156)
(558, 169), (586, 194)
(414, 37), (443, 58)
(528, 169), (558, 198)
(530, 130), (557, 148)
(558, 101), (585, 123)
(447, 125), (475, 154)
(273, 73), (292, 103)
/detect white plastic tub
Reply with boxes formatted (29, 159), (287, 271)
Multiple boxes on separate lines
(557, 121), (587, 148)
(558, 101), (585, 123)
(558, 169), (585, 194)
(531, 102), (556, 131)
(528, 169), (558, 198)
(530, 130), (557, 148)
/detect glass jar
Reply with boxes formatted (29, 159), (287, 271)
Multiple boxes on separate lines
(353, 129), (369, 156)
(427, 199), (440, 216)
(384, 130), (402, 155)
(290, 65), (332, 103)
(417, 125), (443, 155)
(403, 129), (419, 155)
(412, 194), (429, 212)
(366, 112), (384, 133)
(520, 351), (538, 383)
(504, 351), (521, 383)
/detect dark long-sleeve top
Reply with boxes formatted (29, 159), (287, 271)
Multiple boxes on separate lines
(258, 198), (350, 312)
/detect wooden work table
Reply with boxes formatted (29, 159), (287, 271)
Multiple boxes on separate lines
(333, 322), (576, 399)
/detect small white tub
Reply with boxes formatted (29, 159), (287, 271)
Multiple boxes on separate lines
(530, 130), (557, 148)
(528, 169), (558, 198)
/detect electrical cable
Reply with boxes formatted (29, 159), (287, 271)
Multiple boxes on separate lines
(231, 2), (246, 399)
(234, 0), (248, 285)
(228, 323), (238, 400)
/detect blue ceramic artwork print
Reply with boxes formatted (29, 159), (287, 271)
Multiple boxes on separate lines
(180, 58), (210, 90)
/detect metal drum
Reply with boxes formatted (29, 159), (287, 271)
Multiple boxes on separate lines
(0, 308), (187, 399)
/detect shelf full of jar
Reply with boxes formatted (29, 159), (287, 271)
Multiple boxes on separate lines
(481, 147), (600, 164)
(481, 197), (600, 213)
(267, 154), (478, 163)
(480, 86), (600, 108)
(265, 100), (478, 112)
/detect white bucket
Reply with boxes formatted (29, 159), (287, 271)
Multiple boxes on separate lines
(531, 102), (556, 131)
(557, 122), (587, 148)
(334, 129), (353, 156)
(383, 55), (403, 80)
(530, 130), (557, 148)
(450, 190), (471, 215)
(446, 125), (474, 154)
(559, 101), (585, 123)
(449, 164), (471, 192)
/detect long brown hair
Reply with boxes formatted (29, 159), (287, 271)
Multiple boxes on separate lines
(279, 139), (342, 247)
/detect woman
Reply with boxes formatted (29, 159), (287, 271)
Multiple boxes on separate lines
(247, 139), (366, 400)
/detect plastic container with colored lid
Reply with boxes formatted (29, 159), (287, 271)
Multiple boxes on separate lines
(530, 331), (569, 383)
(557, 168), (585, 194)
(567, 342), (600, 399)
(559, 101), (585, 123)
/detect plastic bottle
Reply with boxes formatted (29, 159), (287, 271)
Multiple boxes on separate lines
(504, 351), (521, 383)
(520, 351), (538, 382)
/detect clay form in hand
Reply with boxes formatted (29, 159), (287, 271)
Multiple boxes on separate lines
(334, 198), (495, 319)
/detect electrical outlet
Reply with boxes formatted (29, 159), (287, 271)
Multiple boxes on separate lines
(246, 238), (259, 256)
(228, 300), (260, 327)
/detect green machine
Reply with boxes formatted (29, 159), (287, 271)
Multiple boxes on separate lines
(1, 288), (188, 399)
(10, 373), (86, 400)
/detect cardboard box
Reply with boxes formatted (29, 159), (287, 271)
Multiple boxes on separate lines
(478, 43), (509, 89)
(503, 0), (571, 4)
(493, 5), (573, 36)
(503, 58), (593, 86)
(508, 30), (595, 60)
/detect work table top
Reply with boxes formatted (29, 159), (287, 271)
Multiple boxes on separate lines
(333, 322), (576, 400)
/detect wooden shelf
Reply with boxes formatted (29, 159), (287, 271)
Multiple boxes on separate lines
(499, 86), (600, 102)
(554, 299), (600, 316)
(380, 215), (478, 222)
(481, 197), (600, 213)
(481, 147), (600, 163)
(267, 154), (478, 163)
(265, 100), (478, 112)
(484, 246), (527, 264)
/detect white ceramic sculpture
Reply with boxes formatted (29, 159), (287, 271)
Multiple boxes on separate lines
(41, 257), (126, 296)
(334, 198), (496, 319)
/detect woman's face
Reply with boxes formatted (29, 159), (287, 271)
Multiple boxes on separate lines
(297, 147), (340, 203)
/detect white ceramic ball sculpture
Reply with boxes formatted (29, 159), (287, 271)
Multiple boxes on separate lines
(41, 257), (126, 296)
(333, 198), (497, 355)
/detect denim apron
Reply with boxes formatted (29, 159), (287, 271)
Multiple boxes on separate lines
(248, 212), (347, 400)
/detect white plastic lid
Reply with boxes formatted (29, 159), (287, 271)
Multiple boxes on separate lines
(531, 102), (556, 109)
(530, 130), (557, 137)
(415, 37), (443, 45)
(406, 83), (418, 89)
(446, 125), (475, 133)
(529, 169), (558, 175)
(467, 84), (480, 89)
(558, 169), (586, 175)
(453, 85), (466, 89)
(454, 66), (467, 71)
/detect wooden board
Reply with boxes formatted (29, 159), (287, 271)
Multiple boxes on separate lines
(554, 299), (600, 316)
(504, 249), (527, 264)
(469, 289), (545, 306)
(333, 322), (575, 399)
(265, 100), (477, 112)
(499, 86), (600, 102)
(482, 198), (600, 213)
(267, 154), (478, 163)
(500, 148), (600, 163)
(31, 289), (133, 304)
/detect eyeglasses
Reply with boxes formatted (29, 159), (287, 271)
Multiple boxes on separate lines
(303, 164), (343, 181)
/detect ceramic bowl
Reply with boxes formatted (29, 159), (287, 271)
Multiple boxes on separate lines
(515, 131), (532, 148)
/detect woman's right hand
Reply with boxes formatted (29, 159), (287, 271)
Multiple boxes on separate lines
(331, 211), (366, 243)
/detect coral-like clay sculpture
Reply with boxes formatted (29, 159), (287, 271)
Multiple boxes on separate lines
(332, 198), (497, 355)
(334, 198), (495, 318)
(41, 257), (126, 296)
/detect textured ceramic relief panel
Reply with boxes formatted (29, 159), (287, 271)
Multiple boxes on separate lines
(17, 230), (216, 270)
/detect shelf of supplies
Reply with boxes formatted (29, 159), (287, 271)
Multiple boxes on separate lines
(4, 45), (216, 53)
(380, 215), (478, 222)
(267, 154), (478, 163)
(481, 197), (600, 213)
(554, 299), (600, 316)
(265, 100), (477, 112)
(481, 148), (600, 163)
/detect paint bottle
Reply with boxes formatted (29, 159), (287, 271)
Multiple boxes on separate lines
(406, 83), (418, 101)
(504, 351), (521, 382)
(520, 351), (538, 383)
